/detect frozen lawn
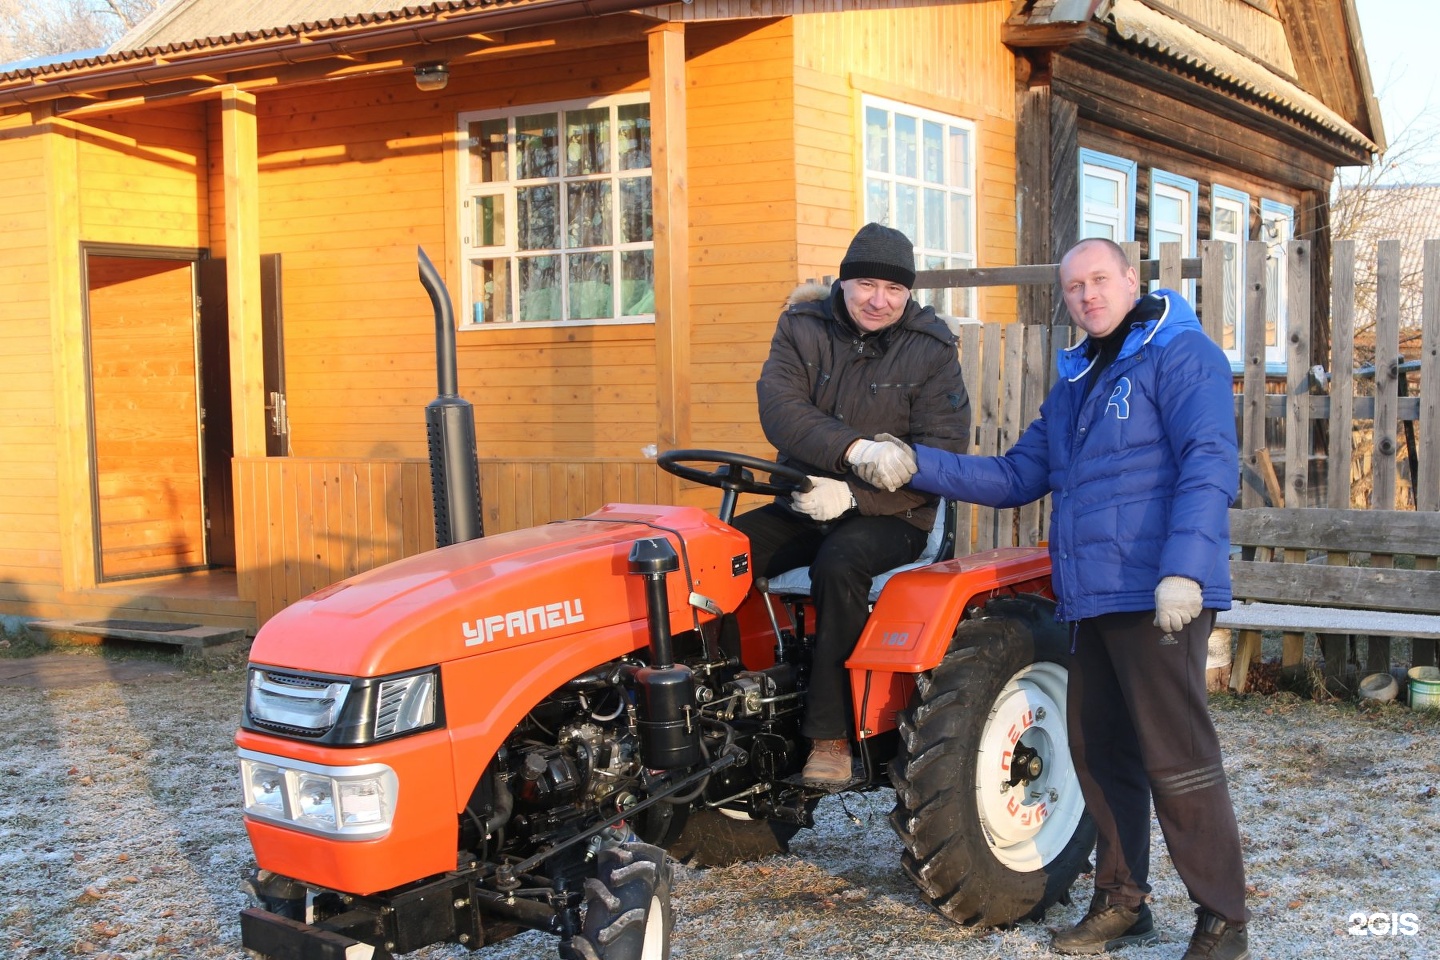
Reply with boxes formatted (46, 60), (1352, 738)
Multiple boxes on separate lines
(1, 648), (1437, 959)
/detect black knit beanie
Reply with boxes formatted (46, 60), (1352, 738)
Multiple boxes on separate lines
(839, 222), (916, 288)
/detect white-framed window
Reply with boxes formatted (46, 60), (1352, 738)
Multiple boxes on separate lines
(1260, 199), (1293, 368)
(457, 95), (653, 327)
(1210, 185), (1249, 360)
(1148, 169), (1198, 300)
(1078, 149), (1136, 242)
(861, 96), (978, 320)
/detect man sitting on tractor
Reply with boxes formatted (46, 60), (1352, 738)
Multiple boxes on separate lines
(732, 222), (971, 784)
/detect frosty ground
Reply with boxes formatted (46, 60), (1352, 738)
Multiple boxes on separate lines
(1, 646), (1437, 960)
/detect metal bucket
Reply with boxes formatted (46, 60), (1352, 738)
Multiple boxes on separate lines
(1408, 666), (1440, 710)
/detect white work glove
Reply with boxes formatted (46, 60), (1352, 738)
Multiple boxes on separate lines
(846, 434), (917, 492)
(791, 476), (856, 522)
(1154, 576), (1203, 633)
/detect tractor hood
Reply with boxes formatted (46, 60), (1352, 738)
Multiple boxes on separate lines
(248, 504), (752, 677)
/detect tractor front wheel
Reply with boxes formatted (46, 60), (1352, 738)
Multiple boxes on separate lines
(564, 842), (673, 960)
(889, 595), (1095, 926)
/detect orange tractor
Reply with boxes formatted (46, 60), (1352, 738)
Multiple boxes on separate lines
(236, 258), (1095, 960)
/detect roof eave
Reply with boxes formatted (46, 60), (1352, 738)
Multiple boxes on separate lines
(0, 0), (664, 112)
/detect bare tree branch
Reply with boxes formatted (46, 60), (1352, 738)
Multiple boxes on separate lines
(0, 0), (158, 62)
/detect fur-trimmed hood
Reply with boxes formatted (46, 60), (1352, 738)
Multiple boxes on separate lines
(785, 281), (832, 307)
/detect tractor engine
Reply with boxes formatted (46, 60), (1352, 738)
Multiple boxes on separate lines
(500, 687), (646, 851)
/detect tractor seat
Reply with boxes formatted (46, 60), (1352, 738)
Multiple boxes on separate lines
(759, 499), (953, 602)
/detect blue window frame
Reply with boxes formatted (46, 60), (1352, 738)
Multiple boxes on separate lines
(1210, 184), (1250, 364)
(1148, 169), (1198, 300)
(1259, 199), (1294, 370)
(1078, 149), (1136, 242)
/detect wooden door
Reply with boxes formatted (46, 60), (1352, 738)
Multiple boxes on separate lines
(86, 254), (206, 580)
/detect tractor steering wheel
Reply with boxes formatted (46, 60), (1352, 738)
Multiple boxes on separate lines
(657, 449), (811, 523)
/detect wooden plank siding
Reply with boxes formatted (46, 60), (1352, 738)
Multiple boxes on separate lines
(687, 17), (799, 487)
(246, 42), (659, 464)
(793, 0), (1019, 323)
(233, 458), (435, 624)
(74, 104), (209, 249)
(0, 111), (62, 593)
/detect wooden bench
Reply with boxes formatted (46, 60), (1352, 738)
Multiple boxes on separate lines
(1217, 508), (1440, 694)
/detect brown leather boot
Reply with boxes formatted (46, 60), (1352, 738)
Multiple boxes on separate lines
(801, 738), (852, 784)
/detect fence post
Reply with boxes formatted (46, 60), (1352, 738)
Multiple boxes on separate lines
(1329, 241), (1356, 509)
(1240, 240), (1269, 508)
(1199, 239), (1226, 345)
(1374, 239), (1402, 508)
(1284, 240), (1311, 507)
(1420, 240), (1440, 512)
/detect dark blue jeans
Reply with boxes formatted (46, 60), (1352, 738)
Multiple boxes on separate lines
(732, 503), (927, 741)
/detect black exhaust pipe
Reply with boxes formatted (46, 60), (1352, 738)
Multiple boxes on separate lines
(418, 247), (483, 546)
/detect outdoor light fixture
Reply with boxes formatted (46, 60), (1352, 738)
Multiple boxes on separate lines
(414, 61), (449, 92)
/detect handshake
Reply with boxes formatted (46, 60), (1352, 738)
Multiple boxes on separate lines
(790, 435), (916, 522)
(845, 434), (917, 492)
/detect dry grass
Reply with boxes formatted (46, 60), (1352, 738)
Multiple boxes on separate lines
(0, 646), (1437, 960)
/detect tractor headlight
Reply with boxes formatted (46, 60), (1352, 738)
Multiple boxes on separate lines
(248, 670), (350, 732)
(243, 666), (444, 745)
(239, 749), (398, 839)
(245, 761), (286, 816)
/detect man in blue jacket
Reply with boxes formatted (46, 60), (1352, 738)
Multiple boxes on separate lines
(884, 238), (1248, 960)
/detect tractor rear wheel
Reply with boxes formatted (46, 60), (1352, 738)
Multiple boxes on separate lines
(889, 595), (1095, 927)
(565, 842), (672, 960)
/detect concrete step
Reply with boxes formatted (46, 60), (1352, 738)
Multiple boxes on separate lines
(27, 618), (249, 659)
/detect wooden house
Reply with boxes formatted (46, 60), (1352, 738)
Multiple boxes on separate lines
(0, 0), (1380, 632)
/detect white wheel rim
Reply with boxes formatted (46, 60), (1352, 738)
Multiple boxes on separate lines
(973, 661), (1086, 870)
(641, 893), (666, 959)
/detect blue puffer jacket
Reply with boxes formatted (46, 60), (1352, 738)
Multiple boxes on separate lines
(911, 290), (1238, 622)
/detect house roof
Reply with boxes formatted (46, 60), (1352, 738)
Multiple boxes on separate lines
(113, 3), (423, 52)
(1007, 0), (1382, 157)
(0, 0), (665, 108)
(1107, 0), (1374, 152)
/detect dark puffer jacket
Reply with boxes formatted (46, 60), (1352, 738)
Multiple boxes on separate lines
(757, 281), (971, 531)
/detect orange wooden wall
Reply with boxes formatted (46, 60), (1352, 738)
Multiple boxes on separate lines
(791, 1), (1018, 323)
(0, 3), (1024, 629)
(687, 18), (801, 458)
(76, 104), (209, 248)
(0, 111), (61, 594)
(243, 39), (657, 464)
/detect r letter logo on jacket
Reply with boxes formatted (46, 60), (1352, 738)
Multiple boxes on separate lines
(1107, 377), (1132, 420)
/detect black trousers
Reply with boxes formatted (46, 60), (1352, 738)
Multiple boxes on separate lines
(732, 503), (927, 741)
(1068, 609), (1248, 924)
